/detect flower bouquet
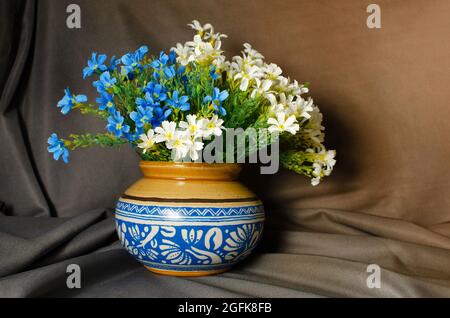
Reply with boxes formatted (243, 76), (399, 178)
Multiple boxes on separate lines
(47, 21), (336, 276)
(48, 20), (335, 185)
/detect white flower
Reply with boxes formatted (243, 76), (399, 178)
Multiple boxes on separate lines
(186, 35), (210, 57)
(187, 138), (204, 161)
(307, 147), (337, 178)
(305, 147), (337, 186)
(173, 43), (195, 66)
(241, 44), (264, 68)
(202, 115), (224, 137)
(311, 177), (321, 186)
(176, 21), (227, 67)
(186, 35), (222, 64)
(268, 112), (299, 135)
(303, 106), (325, 145)
(287, 96), (314, 120)
(265, 93), (278, 108)
(288, 80), (309, 95)
(263, 63), (283, 81)
(243, 43), (264, 62)
(137, 130), (156, 154)
(229, 44), (264, 80)
(272, 104), (286, 114)
(179, 114), (204, 138)
(166, 130), (192, 161)
(312, 162), (322, 177)
(234, 65), (264, 91)
(310, 163), (324, 186)
(273, 76), (290, 92)
(154, 121), (177, 143)
(212, 55), (227, 72)
(208, 32), (228, 48)
(267, 92), (287, 107)
(317, 149), (336, 176)
(266, 92), (289, 113)
(188, 20), (214, 39)
(251, 79), (272, 98)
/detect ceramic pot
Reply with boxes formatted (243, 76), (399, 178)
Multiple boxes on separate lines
(114, 161), (265, 277)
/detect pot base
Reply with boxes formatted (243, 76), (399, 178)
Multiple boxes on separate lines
(144, 266), (229, 277)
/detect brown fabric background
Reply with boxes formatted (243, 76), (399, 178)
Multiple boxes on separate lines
(1, 0), (450, 297)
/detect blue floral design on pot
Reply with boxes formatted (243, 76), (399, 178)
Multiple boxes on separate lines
(115, 199), (264, 275)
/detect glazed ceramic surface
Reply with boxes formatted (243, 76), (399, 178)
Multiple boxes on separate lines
(114, 162), (264, 276)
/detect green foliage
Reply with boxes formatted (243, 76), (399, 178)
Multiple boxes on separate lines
(280, 150), (315, 178)
(229, 128), (279, 163)
(140, 144), (172, 161)
(185, 64), (215, 116)
(63, 133), (126, 151)
(74, 103), (109, 119)
(222, 86), (268, 130)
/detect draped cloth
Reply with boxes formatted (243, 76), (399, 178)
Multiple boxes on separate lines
(1, 0), (450, 297)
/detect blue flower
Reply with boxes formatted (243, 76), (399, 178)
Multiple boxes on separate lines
(143, 82), (167, 102)
(124, 129), (143, 142)
(151, 106), (172, 127)
(163, 65), (176, 79)
(167, 90), (190, 111)
(108, 56), (121, 72)
(47, 133), (69, 163)
(121, 53), (140, 75)
(210, 65), (219, 80)
(136, 92), (160, 109)
(83, 53), (107, 79)
(150, 51), (170, 69)
(177, 65), (186, 75)
(204, 88), (229, 116)
(57, 88), (88, 115)
(121, 46), (148, 75)
(180, 73), (188, 84)
(136, 46), (149, 60)
(93, 71), (117, 93)
(130, 106), (153, 128)
(96, 92), (115, 113)
(106, 111), (130, 138)
(153, 71), (161, 82)
(168, 50), (177, 64)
